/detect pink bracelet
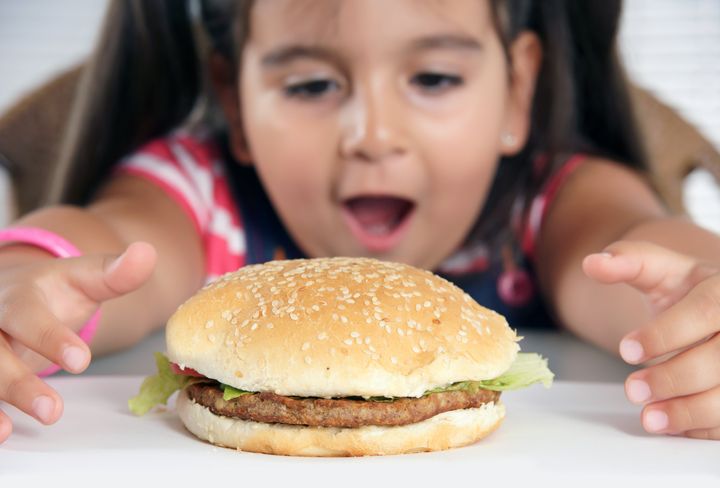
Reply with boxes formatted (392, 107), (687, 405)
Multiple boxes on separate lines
(0, 227), (101, 377)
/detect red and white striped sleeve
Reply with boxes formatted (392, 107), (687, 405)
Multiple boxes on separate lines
(114, 131), (246, 282)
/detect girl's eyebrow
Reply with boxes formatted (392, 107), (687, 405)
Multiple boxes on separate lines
(260, 34), (483, 69)
(409, 34), (484, 53)
(261, 45), (342, 68)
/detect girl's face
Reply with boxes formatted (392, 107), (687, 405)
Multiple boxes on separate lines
(229, 0), (540, 269)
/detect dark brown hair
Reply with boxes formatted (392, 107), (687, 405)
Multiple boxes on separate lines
(50, 0), (648, 250)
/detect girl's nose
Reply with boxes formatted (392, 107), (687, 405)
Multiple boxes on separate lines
(339, 84), (407, 163)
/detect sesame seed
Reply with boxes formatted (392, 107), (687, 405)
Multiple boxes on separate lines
(340, 316), (348, 324)
(208, 334), (216, 343)
(350, 331), (360, 338)
(305, 356), (312, 365)
(317, 332), (328, 340)
(398, 329), (405, 336)
(312, 305), (320, 312)
(391, 356), (398, 364)
(290, 313), (299, 321)
(266, 323), (274, 329)
(301, 342), (310, 351)
(205, 320), (214, 329)
(343, 339), (353, 346)
(412, 346), (421, 353)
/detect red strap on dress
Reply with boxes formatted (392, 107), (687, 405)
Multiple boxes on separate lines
(521, 154), (587, 259)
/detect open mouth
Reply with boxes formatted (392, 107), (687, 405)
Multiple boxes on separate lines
(341, 196), (416, 252)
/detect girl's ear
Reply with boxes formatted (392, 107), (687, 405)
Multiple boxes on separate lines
(208, 53), (253, 165)
(501, 31), (543, 156)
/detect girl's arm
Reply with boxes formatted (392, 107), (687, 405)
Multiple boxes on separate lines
(536, 159), (720, 438)
(536, 159), (719, 352)
(0, 174), (205, 362)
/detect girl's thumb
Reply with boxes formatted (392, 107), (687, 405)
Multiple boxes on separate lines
(98, 241), (157, 299)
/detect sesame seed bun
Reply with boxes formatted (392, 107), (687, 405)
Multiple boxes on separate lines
(176, 387), (505, 456)
(166, 257), (520, 399)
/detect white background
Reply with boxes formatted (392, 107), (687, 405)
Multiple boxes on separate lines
(1, 0), (719, 232)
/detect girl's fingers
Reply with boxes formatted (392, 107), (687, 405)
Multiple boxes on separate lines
(582, 241), (715, 316)
(639, 384), (720, 435)
(0, 342), (63, 433)
(65, 241), (157, 303)
(583, 240), (720, 363)
(618, 275), (720, 364)
(582, 240), (698, 294)
(625, 333), (720, 404)
(684, 426), (720, 440)
(0, 286), (90, 374)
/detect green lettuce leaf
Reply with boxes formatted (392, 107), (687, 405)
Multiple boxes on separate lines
(222, 385), (253, 401)
(424, 352), (554, 395)
(129, 352), (552, 414)
(128, 352), (207, 416)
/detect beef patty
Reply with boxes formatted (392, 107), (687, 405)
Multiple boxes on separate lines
(185, 382), (500, 428)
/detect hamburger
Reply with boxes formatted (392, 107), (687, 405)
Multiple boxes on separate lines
(129, 257), (553, 456)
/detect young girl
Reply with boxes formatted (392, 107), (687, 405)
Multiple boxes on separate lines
(1, 0), (719, 443)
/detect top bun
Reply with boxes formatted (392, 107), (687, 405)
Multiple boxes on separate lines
(166, 257), (519, 398)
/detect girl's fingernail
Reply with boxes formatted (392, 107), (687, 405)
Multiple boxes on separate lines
(598, 252), (613, 259)
(105, 254), (124, 275)
(620, 339), (644, 363)
(644, 410), (669, 432)
(627, 379), (651, 403)
(63, 345), (88, 372)
(32, 395), (55, 423)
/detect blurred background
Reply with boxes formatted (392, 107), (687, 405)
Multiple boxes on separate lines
(0, 0), (719, 232)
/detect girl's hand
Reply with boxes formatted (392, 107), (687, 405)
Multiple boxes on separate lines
(0, 242), (156, 444)
(583, 241), (720, 439)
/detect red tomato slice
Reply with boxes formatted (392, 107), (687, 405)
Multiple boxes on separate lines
(170, 362), (205, 377)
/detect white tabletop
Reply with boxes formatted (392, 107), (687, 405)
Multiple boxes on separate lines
(1, 376), (717, 485)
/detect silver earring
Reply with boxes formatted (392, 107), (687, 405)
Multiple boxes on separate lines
(501, 132), (517, 147)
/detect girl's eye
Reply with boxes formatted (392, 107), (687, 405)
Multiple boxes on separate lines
(284, 79), (340, 99)
(411, 73), (463, 92)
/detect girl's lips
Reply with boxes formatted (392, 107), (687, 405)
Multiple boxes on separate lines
(341, 196), (416, 253)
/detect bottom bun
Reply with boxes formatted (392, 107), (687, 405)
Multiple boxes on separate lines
(176, 389), (505, 456)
